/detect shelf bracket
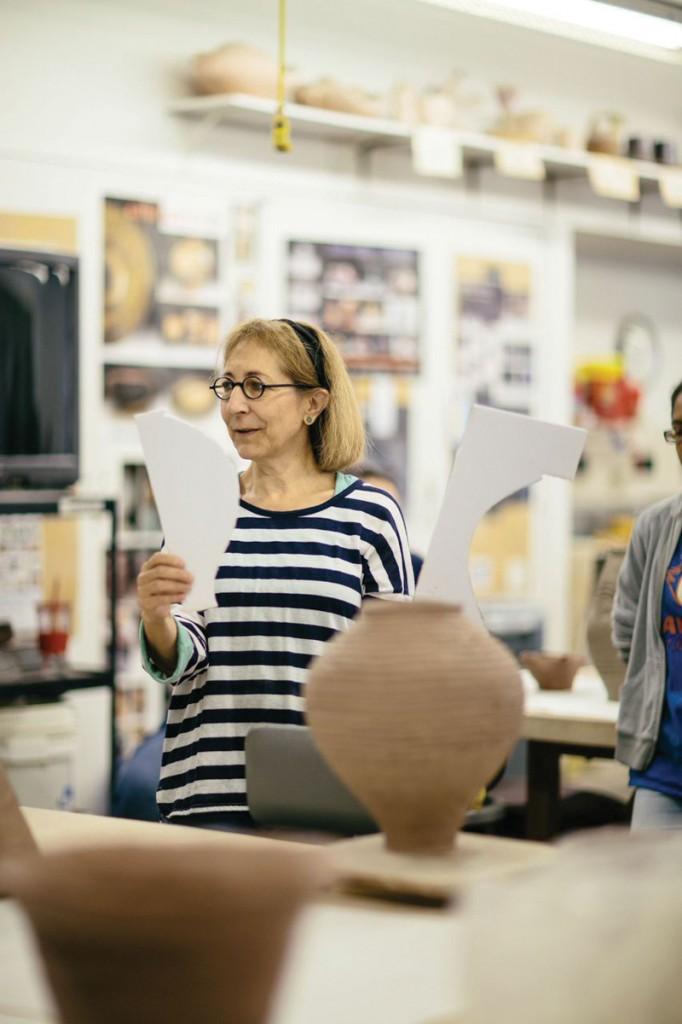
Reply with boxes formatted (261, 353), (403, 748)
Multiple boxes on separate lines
(463, 160), (482, 193)
(177, 109), (226, 154)
(543, 172), (558, 203)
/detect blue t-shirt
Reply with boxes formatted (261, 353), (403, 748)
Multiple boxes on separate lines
(630, 528), (682, 798)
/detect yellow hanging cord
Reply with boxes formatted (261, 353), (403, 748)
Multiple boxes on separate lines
(272, 0), (292, 152)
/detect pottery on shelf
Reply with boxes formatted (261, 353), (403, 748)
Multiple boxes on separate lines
(305, 600), (523, 856)
(0, 762), (39, 897)
(585, 547), (627, 701)
(586, 111), (625, 155)
(520, 651), (586, 691)
(293, 78), (385, 119)
(490, 83), (555, 143)
(192, 42), (279, 99)
(1, 842), (326, 1024)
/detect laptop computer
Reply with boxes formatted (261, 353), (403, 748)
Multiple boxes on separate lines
(245, 724), (377, 835)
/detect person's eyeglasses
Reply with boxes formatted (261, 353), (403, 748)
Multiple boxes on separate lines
(209, 375), (313, 401)
(663, 429), (682, 443)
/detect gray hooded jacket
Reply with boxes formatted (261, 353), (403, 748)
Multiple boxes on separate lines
(612, 492), (682, 769)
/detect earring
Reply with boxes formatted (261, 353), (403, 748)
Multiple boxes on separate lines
(304, 414), (315, 426)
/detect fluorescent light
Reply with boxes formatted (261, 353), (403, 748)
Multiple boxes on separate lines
(419, 0), (682, 56)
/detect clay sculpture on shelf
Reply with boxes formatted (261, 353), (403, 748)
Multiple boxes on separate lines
(306, 599), (523, 856)
(294, 78), (385, 119)
(520, 651), (586, 692)
(490, 84), (555, 144)
(586, 111), (625, 155)
(585, 547), (627, 701)
(1, 842), (326, 1024)
(192, 42), (279, 98)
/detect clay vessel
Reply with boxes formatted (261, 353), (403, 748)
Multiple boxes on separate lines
(294, 78), (384, 118)
(192, 43), (278, 98)
(520, 651), (586, 691)
(585, 547), (627, 701)
(0, 761), (39, 896)
(1, 842), (325, 1024)
(305, 600), (523, 855)
(586, 111), (625, 155)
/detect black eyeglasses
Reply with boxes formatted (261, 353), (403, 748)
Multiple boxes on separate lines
(209, 375), (313, 401)
(663, 428), (682, 444)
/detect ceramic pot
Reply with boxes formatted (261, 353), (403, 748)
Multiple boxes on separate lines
(192, 43), (278, 99)
(586, 548), (627, 701)
(294, 79), (384, 118)
(306, 600), (523, 855)
(520, 651), (585, 691)
(1, 842), (324, 1024)
(0, 761), (39, 895)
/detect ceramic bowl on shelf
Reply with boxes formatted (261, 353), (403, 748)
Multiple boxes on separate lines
(520, 651), (586, 691)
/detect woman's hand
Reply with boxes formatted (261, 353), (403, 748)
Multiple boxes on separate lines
(137, 553), (193, 624)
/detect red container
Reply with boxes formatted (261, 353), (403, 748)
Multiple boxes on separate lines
(37, 601), (71, 660)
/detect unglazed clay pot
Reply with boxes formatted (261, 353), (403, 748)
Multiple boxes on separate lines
(586, 547), (627, 701)
(192, 43), (278, 98)
(0, 761), (39, 896)
(520, 651), (586, 691)
(2, 843), (325, 1024)
(294, 78), (384, 118)
(306, 600), (523, 855)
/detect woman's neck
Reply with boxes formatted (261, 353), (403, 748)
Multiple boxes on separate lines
(240, 455), (335, 511)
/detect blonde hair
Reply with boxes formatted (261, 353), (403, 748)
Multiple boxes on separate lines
(222, 318), (365, 472)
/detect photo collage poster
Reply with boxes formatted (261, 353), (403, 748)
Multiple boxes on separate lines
(455, 256), (534, 415)
(454, 256), (535, 601)
(103, 195), (230, 422)
(287, 240), (420, 498)
(286, 240), (420, 374)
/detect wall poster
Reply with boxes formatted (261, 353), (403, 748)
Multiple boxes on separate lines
(352, 375), (411, 502)
(104, 196), (226, 351)
(286, 240), (420, 373)
(454, 257), (536, 602)
(455, 257), (533, 414)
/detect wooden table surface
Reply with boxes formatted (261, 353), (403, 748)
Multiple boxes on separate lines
(0, 806), (557, 1024)
(522, 666), (618, 747)
(521, 667), (622, 840)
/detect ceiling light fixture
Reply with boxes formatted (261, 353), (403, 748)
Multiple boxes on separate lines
(418, 0), (682, 59)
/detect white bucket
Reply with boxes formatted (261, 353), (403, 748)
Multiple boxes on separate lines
(0, 701), (77, 810)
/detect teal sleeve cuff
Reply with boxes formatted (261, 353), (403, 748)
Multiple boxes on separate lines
(139, 619), (194, 684)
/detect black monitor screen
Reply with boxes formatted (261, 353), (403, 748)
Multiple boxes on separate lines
(0, 249), (79, 489)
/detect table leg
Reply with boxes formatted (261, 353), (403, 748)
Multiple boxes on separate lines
(526, 741), (560, 841)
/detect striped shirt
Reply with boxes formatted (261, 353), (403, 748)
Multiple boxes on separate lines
(145, 478), (414, 826)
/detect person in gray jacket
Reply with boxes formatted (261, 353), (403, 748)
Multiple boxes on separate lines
(612, 380), (682, 829)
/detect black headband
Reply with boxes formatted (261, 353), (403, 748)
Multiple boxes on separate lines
(277, 319), (330, 390)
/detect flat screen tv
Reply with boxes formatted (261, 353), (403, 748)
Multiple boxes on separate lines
(0, 248), (79, 489)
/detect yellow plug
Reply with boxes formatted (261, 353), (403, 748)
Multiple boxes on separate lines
(273, 113), (292, 153)
(470, 787), (487, 811)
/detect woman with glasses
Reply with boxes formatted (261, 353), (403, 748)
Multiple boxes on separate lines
(612, 379), (682, 829)
(136, 318), (414, 830)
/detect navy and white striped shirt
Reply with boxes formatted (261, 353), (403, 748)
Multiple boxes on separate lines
(148, 479), (414, 826)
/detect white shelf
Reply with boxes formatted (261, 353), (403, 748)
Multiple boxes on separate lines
(170, 92), (412, 147)
(103, 338), (218, 370)
(119, 530), (163, 551)
(169, 93), (682, 197)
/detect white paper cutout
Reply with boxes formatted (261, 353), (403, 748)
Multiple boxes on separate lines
(416, 405), (587, 627)
(135, 410), (240, 611)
